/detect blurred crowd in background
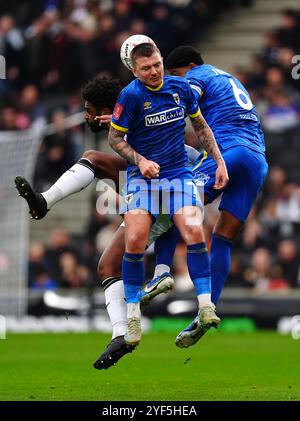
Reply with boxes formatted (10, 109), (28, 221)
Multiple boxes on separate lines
(0, 0), (299, 293)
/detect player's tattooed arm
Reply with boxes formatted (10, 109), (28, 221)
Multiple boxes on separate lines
(108, 126), (160, 178)
(190, 114), (224, 165)
(108, 126), (143, 166)
(190, 113), (229, 189)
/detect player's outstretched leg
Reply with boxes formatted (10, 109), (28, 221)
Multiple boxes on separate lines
(15, 176), (48, 219)
(176, 209), (242, 348)
(139, 272), (175, 305)
(175, 304), (219, 348)
(93, 336), (136, 370)
(140, 224), (179, 304)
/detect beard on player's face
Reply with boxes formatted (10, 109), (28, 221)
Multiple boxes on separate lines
(85, 104), (111, 132)
(88, 120), (107, 132)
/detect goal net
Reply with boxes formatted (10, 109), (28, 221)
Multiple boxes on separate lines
(0, 112), (85, 317)
(0, 126), (43, 316)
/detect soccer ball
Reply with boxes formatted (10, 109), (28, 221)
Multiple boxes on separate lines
(120, 34), (156, 70)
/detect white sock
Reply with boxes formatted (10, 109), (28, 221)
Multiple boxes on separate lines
(127, 303), (141, 319)
(42, 162), (95, 209)
(153, 264), (170, 279)
(197, 294), (212, 309)
(105, 279), (127, 339)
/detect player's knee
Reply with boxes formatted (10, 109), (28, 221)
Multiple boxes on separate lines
(82, 150), (98, 165)
(98, 255), (121, 282)
(125, 232), (147, 253)
(181, 225), (204, 245)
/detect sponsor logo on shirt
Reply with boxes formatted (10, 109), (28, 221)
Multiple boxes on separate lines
(145, 107), (184, 127)
(144, 102), (152, 110)
(113, 103), (123, 120)
(239, 113), (258, 122)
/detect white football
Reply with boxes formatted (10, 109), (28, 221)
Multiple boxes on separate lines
(120, 34), (156, 70)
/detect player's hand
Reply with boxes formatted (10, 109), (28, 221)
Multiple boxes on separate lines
(94, 114), (112, 126)
(214, 161), (229, 190)
(139, 159), (160, 179)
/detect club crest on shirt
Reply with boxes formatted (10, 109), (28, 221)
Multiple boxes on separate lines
(193, 172), (210, 186)
(144, 102), (152, 110)
(173, 93), (180, 105)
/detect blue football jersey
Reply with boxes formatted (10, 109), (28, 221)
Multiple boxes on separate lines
(186, 65), (265, 154)
(111, 75), (200, 177)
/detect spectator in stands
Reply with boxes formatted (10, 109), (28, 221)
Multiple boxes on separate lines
(45, 229), (77, 282)
(276, 181), (300, 224)
(19, 84), (46, 128)
(28, 242), (57, 290)
(261, 89), (300, 134)
(264, 166), (287, 199)
(244, 247), (289, 291)
(58, 251), (90, 288)
(241, 217), (264, 252)
(34, 110), (79, 188)
(0, 15), (25, 91)
(227, 255), (247, 288)
(0, 106), (20, 130)
(276, 9), (300, 50)
(30, 264), (58, 290)
(277, 239), (300, 288)
(261, 31), (281, 65)
(264, 66), (300, 105)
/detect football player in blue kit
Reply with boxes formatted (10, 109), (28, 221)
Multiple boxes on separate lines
(17, 42), (267, 365)
(150, 45), (268, 348)
(15, 41), (267, 369)
(108, 43), (228, 346)
(15, 75), (224, 368)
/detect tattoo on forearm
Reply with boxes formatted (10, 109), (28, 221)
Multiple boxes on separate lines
(108, 127), (143, 165)
(191, 116), (223, 164)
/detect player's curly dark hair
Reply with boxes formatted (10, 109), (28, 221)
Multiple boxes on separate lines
(81, 76), (122, 110)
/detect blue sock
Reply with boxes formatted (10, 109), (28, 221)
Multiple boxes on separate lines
(155, 225), (180, 267)
(187, 243), (211, 295)
(122, 252), (144, 303)
(210, 234), (233, 304)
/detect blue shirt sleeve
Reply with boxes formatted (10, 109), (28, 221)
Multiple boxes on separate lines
(111, 86), (138, 132)
(184, 79), (200, 116)
(187, 77), (204, 103)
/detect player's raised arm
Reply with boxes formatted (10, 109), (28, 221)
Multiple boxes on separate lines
(108, 125), (160, 179)
(190, 112), (229, 190)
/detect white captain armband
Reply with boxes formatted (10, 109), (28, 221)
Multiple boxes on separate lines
(190, 83), (203, 99)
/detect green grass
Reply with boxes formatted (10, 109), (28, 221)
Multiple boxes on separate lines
(0, 331), (299, 401)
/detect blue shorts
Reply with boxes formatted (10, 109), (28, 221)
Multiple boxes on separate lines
(192, 146), (268, 223)
(120, 167), (203, 218)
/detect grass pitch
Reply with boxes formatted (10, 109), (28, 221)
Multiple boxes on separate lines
(0, 331), (299, 401)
